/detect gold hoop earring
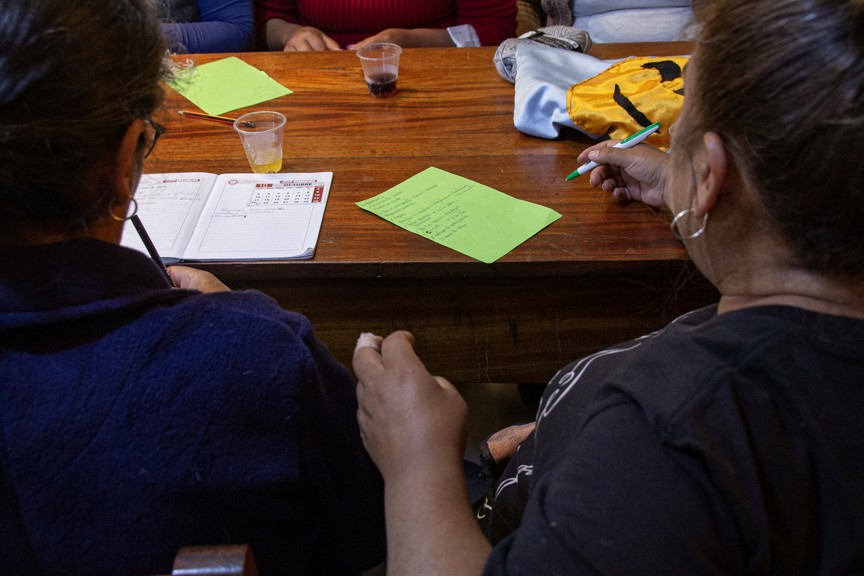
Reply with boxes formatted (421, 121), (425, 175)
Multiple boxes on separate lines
(109, 197), (138, 222)
(670, 208), (708, 240)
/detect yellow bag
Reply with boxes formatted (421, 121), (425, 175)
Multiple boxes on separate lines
(566, 56), (688, 150)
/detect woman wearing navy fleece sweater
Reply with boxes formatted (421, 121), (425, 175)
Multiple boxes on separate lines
(0, 1), (384, 574)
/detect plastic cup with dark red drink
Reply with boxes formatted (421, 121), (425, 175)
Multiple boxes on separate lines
(356, 43), (402, 98)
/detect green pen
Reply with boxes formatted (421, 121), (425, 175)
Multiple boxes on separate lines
(565, 122), (661, 180)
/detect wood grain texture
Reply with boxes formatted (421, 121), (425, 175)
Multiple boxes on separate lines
(146, 43), (716, 384)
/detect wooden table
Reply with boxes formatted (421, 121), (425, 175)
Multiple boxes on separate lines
(146, 42), (716, 384)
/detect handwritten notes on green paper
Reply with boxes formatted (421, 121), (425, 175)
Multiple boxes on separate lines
(168, 57), (292, 116)
(357, 167), (561, 263)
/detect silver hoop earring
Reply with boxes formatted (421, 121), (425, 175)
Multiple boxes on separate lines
(109, 197), (138, 222)
(670, 208), (708, 240)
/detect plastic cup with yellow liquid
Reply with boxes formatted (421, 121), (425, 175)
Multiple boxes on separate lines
(233, 111), (286, 173)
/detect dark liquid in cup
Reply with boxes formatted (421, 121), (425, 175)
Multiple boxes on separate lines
(366, 73), (398, 97)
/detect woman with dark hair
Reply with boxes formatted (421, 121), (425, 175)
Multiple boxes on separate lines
(158, 0), (255, 52)
(0, 1), (384, 575)
(352, 0), (864, 574)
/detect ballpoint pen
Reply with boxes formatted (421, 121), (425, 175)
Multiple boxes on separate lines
(130, 214), (174, 286)
(565, 122), (661, 180)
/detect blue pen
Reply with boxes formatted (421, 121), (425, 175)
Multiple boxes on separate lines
(565, 122), (661, 180)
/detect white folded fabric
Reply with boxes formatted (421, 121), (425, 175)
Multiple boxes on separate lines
(513, 43), (620, 139)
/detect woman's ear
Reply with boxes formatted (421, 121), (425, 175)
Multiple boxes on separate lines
(112, 119), (147, 200)
(692, 131), (728, 217)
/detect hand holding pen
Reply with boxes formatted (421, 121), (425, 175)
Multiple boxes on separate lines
(130, 215), (232, 292)
(168, 266), (231, 293)
(574, 123), (671, 207)
(566, 122), (661, 180)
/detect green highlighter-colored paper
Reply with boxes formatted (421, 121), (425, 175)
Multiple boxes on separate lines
(168, 57), (292, 116)
(357, 167), (561, 264)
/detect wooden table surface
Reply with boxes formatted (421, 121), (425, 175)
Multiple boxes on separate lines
(145, 42), (717, 384)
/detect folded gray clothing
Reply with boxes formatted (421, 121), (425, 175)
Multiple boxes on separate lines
(494, 26), (593, 83)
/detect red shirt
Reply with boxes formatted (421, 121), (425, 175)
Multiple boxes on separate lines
(255, 0), (517, 47)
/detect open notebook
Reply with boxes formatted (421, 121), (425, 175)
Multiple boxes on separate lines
(121, 172), (332, 262)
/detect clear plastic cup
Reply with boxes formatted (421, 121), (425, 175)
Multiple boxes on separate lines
(233, 111), (286, 173)
(356, 43), (402, 98)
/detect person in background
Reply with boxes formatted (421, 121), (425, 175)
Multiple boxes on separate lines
(158, 0), (255, 52)
(352, 0), (864, 573)
(523, 0), (706, 42)
(255, 0), (517, 51)
(0, 1), (384, 574)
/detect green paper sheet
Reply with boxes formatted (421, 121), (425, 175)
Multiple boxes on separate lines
(357, 167), (561, 264)
(168, 57), (292, 116)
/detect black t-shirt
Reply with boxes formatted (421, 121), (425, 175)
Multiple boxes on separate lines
(481, 305), (864, 575)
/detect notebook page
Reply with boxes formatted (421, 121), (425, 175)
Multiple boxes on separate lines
(121, 172), (217, 260)
(180, 172), (333, 261)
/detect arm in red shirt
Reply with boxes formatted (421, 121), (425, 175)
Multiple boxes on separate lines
(455, 0), (517, 46)
(256, 0), (516, 50)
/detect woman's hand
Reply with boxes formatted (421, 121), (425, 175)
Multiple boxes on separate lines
(578, 141), (672, 209)
(353, 331), (468, 480)
(266, 18), (341, 51)
(283, 26), (341, 51)
(355, 333), (490, 575)
(349, 28), (454, 50)
(168, 265), (230, 293)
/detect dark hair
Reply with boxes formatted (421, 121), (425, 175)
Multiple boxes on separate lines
(0, 0), (169, 242)
(690, 0), (864, 280)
